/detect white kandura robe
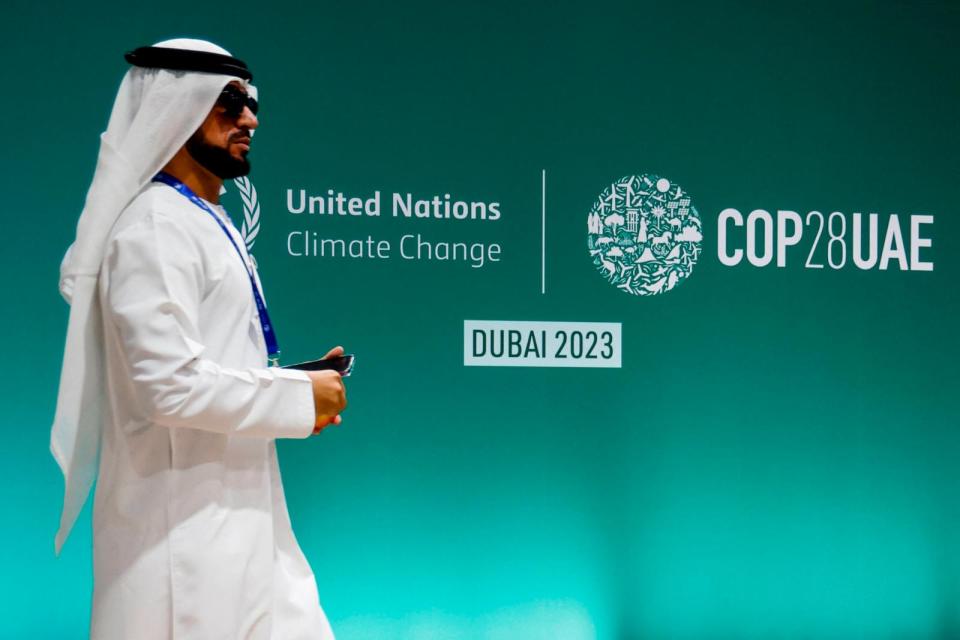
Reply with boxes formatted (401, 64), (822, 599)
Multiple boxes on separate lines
(92, 181), (334, 640)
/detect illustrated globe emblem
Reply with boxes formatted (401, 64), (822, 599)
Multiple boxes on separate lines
(587, 174), (703, 296)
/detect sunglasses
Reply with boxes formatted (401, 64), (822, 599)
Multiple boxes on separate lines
(217, 84), (258, 118)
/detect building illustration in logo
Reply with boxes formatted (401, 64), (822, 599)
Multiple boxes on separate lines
(587, 174), (702, 296)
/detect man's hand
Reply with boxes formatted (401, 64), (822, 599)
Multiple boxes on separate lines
(307, 346), (347, 434)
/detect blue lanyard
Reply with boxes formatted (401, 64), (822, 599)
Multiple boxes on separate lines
(153, 171), (280, 365)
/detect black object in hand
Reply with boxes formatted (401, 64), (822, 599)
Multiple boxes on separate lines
(282, 354), (354, 376)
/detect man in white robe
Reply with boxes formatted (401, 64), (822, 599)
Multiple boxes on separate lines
(52, 39), (346, 640)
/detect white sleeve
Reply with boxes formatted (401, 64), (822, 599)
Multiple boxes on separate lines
(102, 211), (315, 439)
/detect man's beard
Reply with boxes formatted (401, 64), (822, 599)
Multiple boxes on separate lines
(185, 130), (251, 179)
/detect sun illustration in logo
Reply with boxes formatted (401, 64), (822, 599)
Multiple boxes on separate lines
(587, 174), (703, 296)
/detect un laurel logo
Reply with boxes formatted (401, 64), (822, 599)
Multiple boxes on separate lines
(587, 174), (703, 296)
(221, 176), (261, 252)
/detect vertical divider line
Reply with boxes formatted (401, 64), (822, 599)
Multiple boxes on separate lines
(541, 169), (546, 295)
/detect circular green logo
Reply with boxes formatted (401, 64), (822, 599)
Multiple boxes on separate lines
(587, 174), (703, 296)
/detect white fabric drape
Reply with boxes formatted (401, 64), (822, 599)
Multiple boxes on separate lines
(52, 38), (255, 554)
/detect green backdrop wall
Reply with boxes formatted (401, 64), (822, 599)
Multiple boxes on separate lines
(2, 1), (958, 638)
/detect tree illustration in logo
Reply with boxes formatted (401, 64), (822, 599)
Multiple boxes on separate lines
(587, 174), (702, 296)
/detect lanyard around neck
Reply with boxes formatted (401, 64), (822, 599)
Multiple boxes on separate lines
(152, 171), (280, 365)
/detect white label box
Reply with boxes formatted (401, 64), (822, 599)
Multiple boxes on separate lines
(464, 320), (622, 368)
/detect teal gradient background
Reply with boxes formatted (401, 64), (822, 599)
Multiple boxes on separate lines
(1, 1), (958, 638)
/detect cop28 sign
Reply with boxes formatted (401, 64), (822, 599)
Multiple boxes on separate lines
(717, 209), (934, 271)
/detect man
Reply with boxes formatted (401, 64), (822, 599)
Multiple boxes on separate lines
(52, 39), (345, 639)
